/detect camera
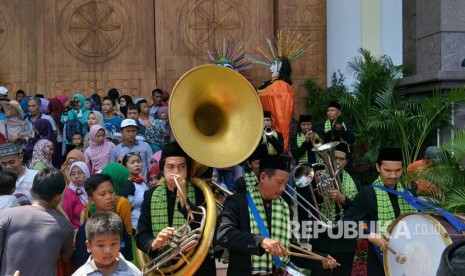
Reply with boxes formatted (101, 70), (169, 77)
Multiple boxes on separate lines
(69, 100), (77, 108)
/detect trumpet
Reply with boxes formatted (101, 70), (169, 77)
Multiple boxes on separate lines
(264, 126), (275, 136)
(306, 129), (322, 148)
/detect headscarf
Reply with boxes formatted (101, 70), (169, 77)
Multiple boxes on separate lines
(40, 98), (49, 114)
(61, 149), (85, 176)
(73, 93), (88, 112)
(89, 111), (104, 126)
(118, 95), (133, 117)
(148, 164), (160, 179)
(47, 98), (65, 130)
(68, 161), (90, 204)
(157, 106), (169, 119)
(27, 119), (56, 160)
(151, 150), (162, 164)
(55, 95), (68, 107)
(29, 139), (54, 169)
(0, 101), (30, 140)
(20, 98), (29, 115)
(101, 162), (129, 195)
(88, 125), (112, 170)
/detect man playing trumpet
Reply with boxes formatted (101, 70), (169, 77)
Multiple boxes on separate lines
(135, 142), (216, 275)
(262, 111), (284, 155)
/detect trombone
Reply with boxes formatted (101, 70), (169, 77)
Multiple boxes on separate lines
(285, 141), (343, 228)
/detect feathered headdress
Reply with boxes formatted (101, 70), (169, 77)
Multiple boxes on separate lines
(248, 29), (312, 67)
(207, 38), (252, 72)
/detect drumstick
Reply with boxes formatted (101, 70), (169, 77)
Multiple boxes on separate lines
(287, 251), (325, 261)
(384, 241), (407, 264)
(288, 244), (340, 265)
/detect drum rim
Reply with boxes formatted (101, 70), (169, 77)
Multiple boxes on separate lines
(383, 212), (453, 275)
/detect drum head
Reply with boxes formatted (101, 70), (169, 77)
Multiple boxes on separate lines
(384, 213), (452, 276)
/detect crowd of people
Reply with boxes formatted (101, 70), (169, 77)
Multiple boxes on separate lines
(0, 49), (449, 275)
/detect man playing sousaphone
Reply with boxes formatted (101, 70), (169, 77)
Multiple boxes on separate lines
(217, 155), (338, 275)
(135, 142), (216, 275)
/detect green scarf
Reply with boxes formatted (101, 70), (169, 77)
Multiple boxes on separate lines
(150, 178), (196, 237)
(248, 184), (290, 274)
(373, 177), (418, 237)
(262, 133), (278, 155)
(101, 162), (129, 195)
(296, 132), (308, 164)
(320, 170), (358, 221)
(244, 171), (259, 191)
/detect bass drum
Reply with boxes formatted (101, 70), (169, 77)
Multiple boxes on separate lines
(384, 213), (465, 276)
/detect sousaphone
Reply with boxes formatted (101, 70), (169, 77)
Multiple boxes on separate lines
(135, 64), (263, 275)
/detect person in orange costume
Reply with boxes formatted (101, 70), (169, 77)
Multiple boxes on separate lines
(258, 57), (294, 152)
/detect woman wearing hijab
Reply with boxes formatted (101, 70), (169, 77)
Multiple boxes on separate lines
(118, 95), (133, 118)
(55, 95), (68, 108)
(62, 161), (90, 229)
(84, 125), (115, 174)
(83, 110), (104, 150)
(61, 149), (85, 185)
(29, 139), (54, 171)
(26, 119), (60, 166)
(47, 98), (65, 132)
(60, 93), (91, 147)
(0, 101), (31, 147)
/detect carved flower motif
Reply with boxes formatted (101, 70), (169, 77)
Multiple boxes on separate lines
(68, 1), (122, 56)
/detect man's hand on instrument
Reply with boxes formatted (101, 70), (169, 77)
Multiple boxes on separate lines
(321, 255), (339, 270)
(151, 227), (175, 251)
(329, 189), (346, 204)
(368, 232), (388, 249)
(260, 238), (287, 257)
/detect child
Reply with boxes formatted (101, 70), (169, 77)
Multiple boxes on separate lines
(72, 212), (141, 275)
(85, 125), (115, 174)
(136, 99), (151, 127)
(72, 132), (84, 152)
(147, 164), (160, 187)
(73, 174), (133, 268)
(119, 152), (149, 231)
(102, 97), (123, 141)
(0, 171), (19, 210)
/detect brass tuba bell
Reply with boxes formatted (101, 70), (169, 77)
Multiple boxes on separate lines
(169, 64), (264, 168)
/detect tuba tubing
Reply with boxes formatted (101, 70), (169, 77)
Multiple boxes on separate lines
(135, 177), (216, 275)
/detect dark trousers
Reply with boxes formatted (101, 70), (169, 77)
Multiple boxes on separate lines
(306, 251), (356, 276)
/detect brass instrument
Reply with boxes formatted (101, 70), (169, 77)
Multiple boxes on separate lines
(264, 126), (274, 137)
(285, 141), (343, 228)
(169, 64), (263, 168)
(136, 64), (263, 275)
(307, 129), (322, 148)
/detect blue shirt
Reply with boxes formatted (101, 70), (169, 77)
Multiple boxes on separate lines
(110, 140), (153, 179)
(103, 115), (124, 139)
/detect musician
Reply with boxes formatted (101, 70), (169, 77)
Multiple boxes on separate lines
(135, 142), (216, 275)
(315, 101), (355, 148)
(217, 155), (338, 275)
(290, 114), (318, 165)
(342, 148), (417, 276)
(234, 143), (269, 193)
(262, 111), (284, 155)
(306, 143), (360, 276)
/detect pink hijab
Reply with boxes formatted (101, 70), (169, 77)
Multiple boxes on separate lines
(55, 95), (68, 107)
(88, 125), (113, 171)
